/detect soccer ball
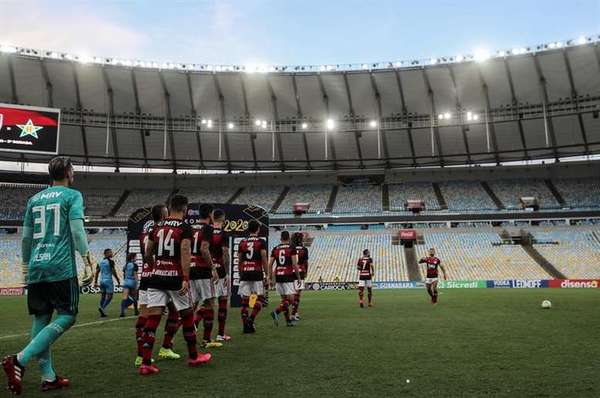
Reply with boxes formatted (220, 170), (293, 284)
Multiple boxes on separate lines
(541, 300), (552, 309)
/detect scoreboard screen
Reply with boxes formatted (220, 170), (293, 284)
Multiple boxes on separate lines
(0, 103), (60, 155)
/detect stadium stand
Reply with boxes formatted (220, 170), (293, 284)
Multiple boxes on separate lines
(276, 184), (332, 214)
(177, 186), (238, 205)
(233, 185), (285, 212)
(0, 233), (127, 288)
(334, 184), (383, 213)
(388, 182), (440, 211)
(418, 230), (551, 280)
(80, 188), (125, 217)
(0, 184), (47, 220)
(554, 177), (600, 209)
(532, 229), (600, 278)
(487, 179), (560, 209)
(302, 232), (408, 282)
(116, 189), (173, 217)
(439, 181), (497, 211)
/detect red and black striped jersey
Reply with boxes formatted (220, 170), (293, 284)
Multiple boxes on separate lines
(210, 224), (230, 279)
(420, 256), (441, 278)
(238, 237), (267, 281)
(147, 218), (193, 290)
(357, 256), (373, 280)
(190, 222), (214, 280)
(294, 245), (308, 279)
(271, 244), (297, 283)
(138, 219), (155, 290)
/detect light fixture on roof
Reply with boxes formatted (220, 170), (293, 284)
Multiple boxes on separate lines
(261, 120), (267, 129)
(0, 44), (17, 54)
(78, 55), (93, 64)
(577, 36), (587, 45)
(227, 122), (235, 130)
(255, 119), (262, 126)
(438, 113), (445, 120)
(369, 120), (377, 128)
(326, 119), (335, 130)
(301, 122), (308, 129)
(466, 111), (479, 121)
(473, 49), (491, 62)
(206, 119), (213, 128)
(555, 41), (563, 48)
(444, 112), (451, 120)
(201, 119), (207, 125)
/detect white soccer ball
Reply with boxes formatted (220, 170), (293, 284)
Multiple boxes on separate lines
(541, 300), (552, 309)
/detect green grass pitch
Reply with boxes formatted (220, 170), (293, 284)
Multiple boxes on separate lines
(1, 289), (599, 397)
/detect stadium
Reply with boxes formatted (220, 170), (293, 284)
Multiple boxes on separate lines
(0, 1), (599, 396)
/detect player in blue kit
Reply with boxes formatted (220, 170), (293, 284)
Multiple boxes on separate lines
(94, 249), (121, 317)
(2, 156), (95, 395)
(121, 253), (139, 317)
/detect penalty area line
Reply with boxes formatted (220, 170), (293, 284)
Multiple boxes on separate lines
(0, 315), (136, 341)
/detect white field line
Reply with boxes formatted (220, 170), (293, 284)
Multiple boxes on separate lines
(0, 315), (136, 341)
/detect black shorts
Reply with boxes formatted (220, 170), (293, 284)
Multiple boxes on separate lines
(27, 278), (79, 316)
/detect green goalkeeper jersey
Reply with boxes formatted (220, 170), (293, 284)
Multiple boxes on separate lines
(23, 186), (85, 284)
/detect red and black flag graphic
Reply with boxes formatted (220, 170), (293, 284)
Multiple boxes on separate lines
(0, 104), (60, 154)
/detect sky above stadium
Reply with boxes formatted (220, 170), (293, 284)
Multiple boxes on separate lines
(1, 0), (599, 65)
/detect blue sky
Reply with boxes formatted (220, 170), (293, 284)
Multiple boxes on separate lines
(1, 0), (599, 65)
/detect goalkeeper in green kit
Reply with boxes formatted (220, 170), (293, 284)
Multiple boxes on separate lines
(2, 157), (95, 395)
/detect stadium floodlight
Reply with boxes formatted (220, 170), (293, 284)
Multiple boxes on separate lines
(201, 119), (207, 125)
(261, 120), (267, 129)
(466, 111), (473, 120)
(78, 55), (93, 64)
(369, 120), (377, 128)
(206, 120), (213, 128)
(555, 41), (563, 48)
(0, 44), (17, 54)
(326, 119), (335, 130)
(438, 113), (445, 120)
(301, 122), (308, 129)
(473, 114), (479, 121)
(473, 49), (491, 62)
(255, 119), (262, 127)
(227, 122), (235, 129)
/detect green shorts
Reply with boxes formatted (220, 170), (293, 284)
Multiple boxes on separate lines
(27, 278), (79, 316)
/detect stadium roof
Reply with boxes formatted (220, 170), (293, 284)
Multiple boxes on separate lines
(0, 38), (599, 172)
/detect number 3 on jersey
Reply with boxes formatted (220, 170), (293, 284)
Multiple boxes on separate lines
(246, 241), (254, 259)
(32, 204), (61, 239)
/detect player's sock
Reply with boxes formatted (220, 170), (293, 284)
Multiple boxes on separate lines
(102, 294), (113, 310)
(181, 312), (198, 360)
(161, 311), (179, 349)
(248, 296), (264, 322)
(131, 295), (139, 313)
(27, 314), (56, 381)
(17, 315), (76, 367)
(433, 291), (438, 303)
(217, 298), (228, 336)
(241, 297), (249, 323)
(135, 316), (147, 356)
(367, 288), (373, 304)
(38, 349), (55, 382)
(201, 306), (214, 342)
(120, 298), (131, 315)
(282, 299), (290, 323)
(99, 293), (106, 309)
(358, 287), (364, 305)
(292, 292), (300, 316)
(141, 315), (161, 366)
(194, 308), (203, 329)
